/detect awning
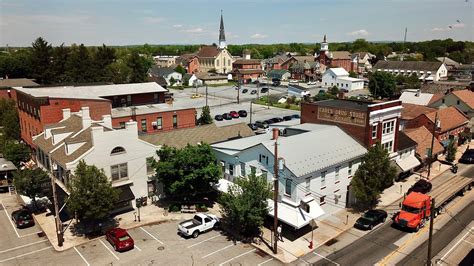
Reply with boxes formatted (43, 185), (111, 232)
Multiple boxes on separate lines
(116, 185), (135, 203)
(267, 198), (325, 229)
(396, 154), (421, 172)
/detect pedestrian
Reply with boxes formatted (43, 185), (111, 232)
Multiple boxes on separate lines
(277, 224), (283, 241)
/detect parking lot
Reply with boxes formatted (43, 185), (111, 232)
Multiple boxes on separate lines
(0, 194), (281, 266)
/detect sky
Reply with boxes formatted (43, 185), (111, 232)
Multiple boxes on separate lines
(0, 0), (472, 47)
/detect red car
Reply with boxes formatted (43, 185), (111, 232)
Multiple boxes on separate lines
(229, 111), (239, 118)
(106, 228), (134, 252)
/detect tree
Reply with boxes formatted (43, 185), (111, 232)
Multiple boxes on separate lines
(174, 64), (186, 76)
(93, 44), (116, 81)
(127, 51), (151, 83)
(351, 143), (397, 208)
(445, 139), (457, 163)
(105, 60), (132, 84)
(219, 174), (272, 237)
(30, 37), (53, 84)
(349, 71), (358, 78)
(67, 161), (119, 222)
(151, 144), (220, 202)
(65, 44), (94, 83)
(0, 99), (20, 140)
(368, 71), (396, 99)
(199, 105), (213, 125)
(169, 77), (176, 86)
(51, 44), (69, 83)
(3, 141), (30, 167)
(329, 85), (339, 95)
(13, 168), (50, 210)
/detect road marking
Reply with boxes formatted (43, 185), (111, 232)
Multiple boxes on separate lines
(440, 228), (473, 262)
(463, 240), (473, 245)
(258, 258), (274, 266)
(134, 244), (142, 251)
(19, 231), (44, 238)
(0, 246), (52, 263)
(313, 252), (340, 266)
(187, 234), (221, 248)
(140, 227), (164, 244)
(74, 246), (90, 266)
(99, 239), (120, 261)
(202, 244), (234, 259)
(0, 239), (49, 254)
(1, 201), (20, 238)
(219, 248), (256, 266)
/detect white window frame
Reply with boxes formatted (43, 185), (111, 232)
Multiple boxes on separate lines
(372, 124), (378, 139)
(285, 179), (292, 196)
(111, 163), (128, 181)
(382, 119), (395, 135)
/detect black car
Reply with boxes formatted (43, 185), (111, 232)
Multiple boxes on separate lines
(238, 110), (248, 117)
(291, 114), (301, 119)
(247, 123), (258, 130)
(255, 121), (269, 129)
(459, 149), (474, 164)
(264, 119), (275, 125)
(214, 114), (223, 121)
(261, 87), (269, 93)
(222, 113), (232, 120)
(283, 115), (293, 121)
(354, 209), (387, 230)
(407, 179), (432, 194)
(250, 89), (257, 95)
(271, 117), (283, 123)
(12, 208), (35, 229)
(242, 88), (248, 93)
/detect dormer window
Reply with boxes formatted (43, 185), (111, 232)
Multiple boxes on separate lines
(111, 146), (126, 155)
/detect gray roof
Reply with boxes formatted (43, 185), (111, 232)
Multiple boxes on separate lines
(148, 66), (178, 77)
(373, 61), (444, 72)
(0, 78), (39, 88)
(0, 157), (17, 172)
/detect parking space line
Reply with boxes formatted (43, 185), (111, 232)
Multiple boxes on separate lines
(99, 239), (120, 261)
(0, 246), (52, 263)
(134, 244), (142, 251)
(313, 252), (340, 266)
(1, 201), (20, 238)
(19, 231), (44, 238)
(0, 239), (49, 254)
(74, 247), (90, 266)
(218, 248), (256, 266)
(258, 258), (274, 266)
(440, 228), (473, 262)
(140, 227), (164, 244)
(202, 244), (234, 259)
(187, 234), (221, 248)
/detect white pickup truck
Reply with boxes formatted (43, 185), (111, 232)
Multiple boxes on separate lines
(177, 213), (219, 238)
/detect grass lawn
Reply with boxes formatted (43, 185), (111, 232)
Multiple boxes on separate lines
(254, 97), (301, 110)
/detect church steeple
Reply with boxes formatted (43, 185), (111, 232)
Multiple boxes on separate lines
(218, 10), (227, 49)
(320, 34), (329, 52)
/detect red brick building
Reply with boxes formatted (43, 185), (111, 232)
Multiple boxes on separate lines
(0, 78), (39, 101)
(231, 59), (264, 83)
(301, 99), (403, 152)
(316, 35), (356, 73)
(176, 54), (200, 74)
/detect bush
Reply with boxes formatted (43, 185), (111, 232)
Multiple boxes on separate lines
(168, 203), (181, 212)
(196, 204), (208, 212)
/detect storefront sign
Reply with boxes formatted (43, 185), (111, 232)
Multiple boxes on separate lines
(317, 107), (366, 126)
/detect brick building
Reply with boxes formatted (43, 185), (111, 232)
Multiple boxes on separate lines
(231, 59), (264, 83)
(176, 54), (200, 74)
(316, 35), (356, 73)
(0, 78), (39, 101)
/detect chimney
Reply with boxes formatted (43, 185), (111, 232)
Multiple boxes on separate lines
(62, 108), (71, 120)
(101, 114), (112, 128)
(81, 106), (91, 128)
(272, 128), (279, 140)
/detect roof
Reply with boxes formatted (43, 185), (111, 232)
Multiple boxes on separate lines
(399, 90), (434, 106)
(282, 56), (315, 66)
(148, 66), (178, 77)
(231, 69), (264, 75)
(0, 78), (39, 88)
(451, 89), (474, 109)
(427, 93), (444, 105)
(312, 99), (372, 111)
(197, 46), (220, 58)
(233, 59), (261, 65)
(403, 126), (444, 159)
(267, 69), (290, 78)
(424, 106), (469, 132)
(140, 123), (255, 149)
(14, 82), (167, 100)
(111, 103), (195, 118)
(0, 157), (17, 172)
(176, 53), (198, 64)
(401, 103), (436, 120)
(331, 51), (351, 60)
(436, 57), (460, 68)
(373, 61), (444, 72)
(338, 77), (364, 82)
(195, 73), (228, 81)
(326, 68), (349, 77)
(397, 131), (417, 151)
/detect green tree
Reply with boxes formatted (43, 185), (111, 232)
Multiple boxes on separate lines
(169, 77), (176, 86)
(0, 99), (20, 140)
(127, 51), (151, 83)
(51, 44), (69, 83)
(368, 71), (396, 99)
(105, 60), (132, 84)
(351, 143), (396, 208)
(93, 44), (116, 81)
(199, 105), (213, 125)
(13, 168), (49, 210)
(349, 71), (357, 78)
(329, 85), (339, 95)
(67, 161), (119, 222)
(174, 64), (186, 76)
(445, 139), (457, 163)
(30, 37), (53, 84)
(151, 144), (220, 202)
(219, 174), (272, 237)
(65, 44), (94, 83)
(3, 141), (30, 168)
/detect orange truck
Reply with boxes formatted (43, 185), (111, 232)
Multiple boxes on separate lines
(393, 175), (472, 232)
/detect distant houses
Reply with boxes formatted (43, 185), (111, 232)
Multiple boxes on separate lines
(373, 61), (448, 81)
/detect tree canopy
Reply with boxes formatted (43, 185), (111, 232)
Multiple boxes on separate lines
(368, 71), (397, 99)
(13, 168), (50, 210)
(199, 105), (213, 125)
(3, 141), (30, 168)
(0, 99), (20, 141)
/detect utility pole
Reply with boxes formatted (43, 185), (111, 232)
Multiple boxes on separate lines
(272, 128), (279, 254)
(50, 175), (64, 247)
(427, 112), (438, 178)
(427, 198), (435, 266)
(267, 88), (270, 109)
(249, 101), (253, 124)
(237, 75), (241, 104)
(205, 83), (208, 107)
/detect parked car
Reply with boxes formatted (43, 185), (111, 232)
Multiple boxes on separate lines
(354, 210), (388, 230)
(214, 114), (223, 121)
(407, 179), (432, 194)
(248, 123), (258, 130)
(11, 208), (34, 229)
(238, 110), (247, 117)
(261, 87), (269, 93)
(106, 228), (134, 251)
(272, 80), (281, 87)
(289, 79), (299, 84)
(278, 97), (287, 104)
(307, 81), (317, 86)
(178, 213), (219, 238)
(264, 119), (275, 125)
(229, 111), (239, 118)
(255, 120), (269, 129)
(459, 148), (474, 164)
(250, 89), (257, 95)
(271, 117), (283, 123)
(283, 115), (293, 121)
(222, 113), (232, 120)
(291, 114), (301, 119)
(242, 88), (248, 93)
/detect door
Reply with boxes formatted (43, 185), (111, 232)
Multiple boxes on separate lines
(204, 217), (213, 230)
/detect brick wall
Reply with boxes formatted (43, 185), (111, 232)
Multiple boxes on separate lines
(0, 89), (17, 101)
(188, 58), (200, 74)
(331, 59), (352, 73)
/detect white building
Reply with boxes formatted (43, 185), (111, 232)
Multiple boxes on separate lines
(399, 89), (438, 106)
(322, 68), (364, 91)
(153, 56), (178, 68)
(33, 107), (159, 213)
(211, 124), (367, 229)
(373, 61), (448, 81)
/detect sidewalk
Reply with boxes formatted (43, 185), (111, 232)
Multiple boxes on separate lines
(252, 140), (472, 264)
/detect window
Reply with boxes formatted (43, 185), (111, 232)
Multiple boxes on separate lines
(173, 115), (178, 128)
(259, 154), (268, 165)
(141, 119), (147, 132)
(348, 161), (353, 175)
(216, 59), (219, 66)
(157, 117), (163, 130)
(305, 177), (311, 194)
(457, 100), (460, 105)
(442, 99), (445, 104)
(372, 125), (378, 139)
(335, 166), (340, 182)
(154, 93), (158, 103)
(119, 122), (126, 129)
(382, 120), (395, 134)
(111, 146), (126, 155)
(229, 164), (234, 176)
(111, 163), (128, 180)
(240, 162), (246, 176)
(126, 95), (132, 105)
(320, 196), (326, 205)
(285, 179), (292, 195)
(382, 141), (393, 153)
(321, 171), (326, 187)
(146, 157), (154, 174)
(250, 166), (256, 175)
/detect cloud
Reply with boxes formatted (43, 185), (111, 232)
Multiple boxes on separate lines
(347, 29), (370, 37)
(431, 22), (466, 32)
(250, 33), (268, 39)
(451, 23), (465, 29)
(172, 24), (183, 28)
(184, 27), (204, 33)
(431, 27), (446, 32)
(143, 17), (165, 24)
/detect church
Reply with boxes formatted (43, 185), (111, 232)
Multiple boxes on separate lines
(316, 35), (356, 73)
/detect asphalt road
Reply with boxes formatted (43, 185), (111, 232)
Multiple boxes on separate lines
(307, 163), (473, 266)
(397, 196), (474, 265)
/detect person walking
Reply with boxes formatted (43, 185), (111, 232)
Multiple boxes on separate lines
(277, 224), (283, 242)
